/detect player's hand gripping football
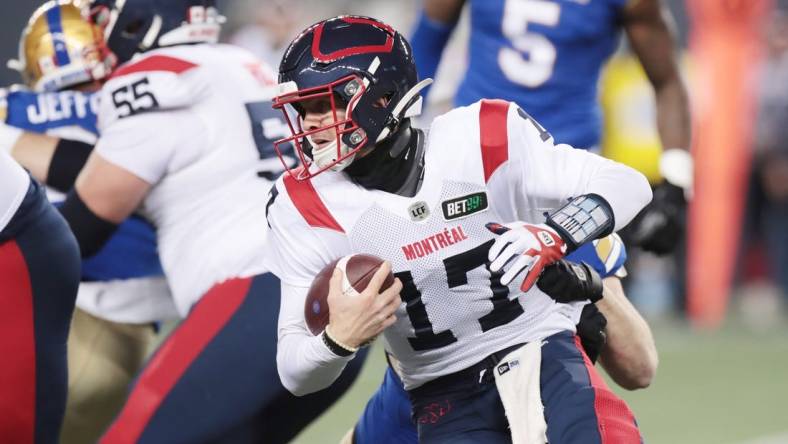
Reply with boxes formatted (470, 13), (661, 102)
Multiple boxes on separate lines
(486, 222), (567, 292)
(326, 262), (402, 349)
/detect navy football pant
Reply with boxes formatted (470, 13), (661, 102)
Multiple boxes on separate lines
(0, 180), (80, 444)
(101, 273), (368, 444)
(406, 331), (641, 444)
(354, 364), (418, 444)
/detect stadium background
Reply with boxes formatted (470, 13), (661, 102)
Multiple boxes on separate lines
(2, 1), (787, 443)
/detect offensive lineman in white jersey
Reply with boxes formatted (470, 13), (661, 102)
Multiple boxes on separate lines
(53, 1), (368, 442)
(265, 16), (652, 443)
(2, 3), (177, 440)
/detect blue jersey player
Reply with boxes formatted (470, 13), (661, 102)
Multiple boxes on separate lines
(348, 235), (657, 444)
(411, 0), (692, 254)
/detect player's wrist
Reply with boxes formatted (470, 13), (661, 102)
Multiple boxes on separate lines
(323, 324), (358, 357)
(579, 261), (604, 303)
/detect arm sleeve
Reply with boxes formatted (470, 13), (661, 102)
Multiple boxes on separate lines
(508, 103), (652, 230)
(276, 282), (356, 396)
(47, 139), (94, 192)
(264, 181), (354, 395)
(409, 10), (457, 102)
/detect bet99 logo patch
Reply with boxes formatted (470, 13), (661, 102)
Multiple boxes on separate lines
(441, 192), (488, 221)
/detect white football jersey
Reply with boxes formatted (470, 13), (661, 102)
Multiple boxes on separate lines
(0, 150), (29, 234)
(267, 99), (651, 389)
(95, 44), (281, 315)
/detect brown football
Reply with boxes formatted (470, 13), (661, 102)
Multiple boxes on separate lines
(304, 254), (396, 336)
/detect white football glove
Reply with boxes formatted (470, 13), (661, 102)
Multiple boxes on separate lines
(486, 222), (567, 292)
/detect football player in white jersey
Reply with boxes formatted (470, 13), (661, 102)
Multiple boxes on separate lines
(348, 233), (658, 444)
(265, 16), (652, 443)
(2, 3), (177, 441)
(0, 151), (80, 442)
(47, 1), (367, 442)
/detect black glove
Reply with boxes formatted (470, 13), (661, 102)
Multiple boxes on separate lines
(576, 304), (607, 364)
(536, 259), (603, 303)
(622, 181), (686, 255)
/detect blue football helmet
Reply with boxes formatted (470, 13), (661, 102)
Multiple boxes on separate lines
(273, 15), (432, 180)
(88, 0), (224, 65)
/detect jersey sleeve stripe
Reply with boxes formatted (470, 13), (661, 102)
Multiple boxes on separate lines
(110, 55), (199, 79)
(479, 99), (510, 183)
(283, 173), (345, 233)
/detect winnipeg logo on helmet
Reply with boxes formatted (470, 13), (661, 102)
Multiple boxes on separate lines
(441, 192), (488, 221)
(408, 201), (430, 222)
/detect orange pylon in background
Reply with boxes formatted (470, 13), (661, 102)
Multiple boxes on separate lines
(686, 0), (772, 328)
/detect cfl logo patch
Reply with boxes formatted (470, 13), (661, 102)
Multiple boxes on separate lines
(538, 231), (555, 246)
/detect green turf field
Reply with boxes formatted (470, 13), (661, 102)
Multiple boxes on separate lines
(293, 319), (788, 444)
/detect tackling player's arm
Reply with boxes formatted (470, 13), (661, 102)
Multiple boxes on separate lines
(9, 132), (93, 191)
(538, 244), (658, 389)
(596, 277), (658, 389)
(60, 152), (149, 257)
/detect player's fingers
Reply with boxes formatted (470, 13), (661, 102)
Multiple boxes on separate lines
(328, 267), (344, 294)
(370, 277), (401, 310)
(487, 230), (517, 262)
(365, 261), (393, 294)
(490, 238), (526, 272)
(500, 255), (533, 286)
(382, 314), (397, 329)
(519, 257), (544, 292)
(384, 289), (402, 314)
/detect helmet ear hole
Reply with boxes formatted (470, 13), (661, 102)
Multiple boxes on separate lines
(122, 19), (145, 38)
(374, 91), (395, 109)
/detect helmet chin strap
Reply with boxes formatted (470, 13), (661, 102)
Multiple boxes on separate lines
(375, 78), (433, 143)
(307, 133), (357, 172)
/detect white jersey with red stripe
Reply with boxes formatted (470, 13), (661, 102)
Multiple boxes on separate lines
(95, 43), (279, 315)
(0, 150), (30, 234)
(266, 99), (652, 390)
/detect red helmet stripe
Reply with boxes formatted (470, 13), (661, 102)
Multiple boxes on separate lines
(311, 17), (394, 63)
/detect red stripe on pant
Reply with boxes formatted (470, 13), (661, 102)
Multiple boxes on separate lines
(0, 240), (36, 444)
(101, 277), (253, 444)
(573, 336), (641, 444)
